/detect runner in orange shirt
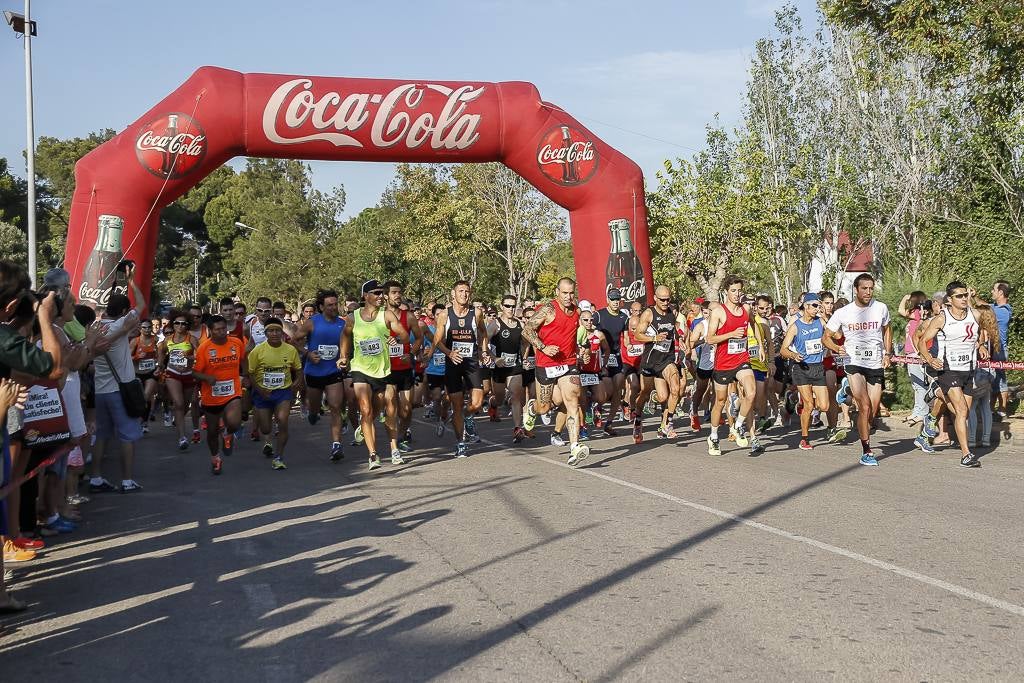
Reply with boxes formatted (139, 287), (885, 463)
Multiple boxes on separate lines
(192, 315), (247, 475)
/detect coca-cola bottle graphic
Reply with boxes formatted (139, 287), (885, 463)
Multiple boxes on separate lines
(160, 114), (179, 178)
(560, 125), (579, 184)
(606, 218), (646, 302)
(78, 214), (125, 307)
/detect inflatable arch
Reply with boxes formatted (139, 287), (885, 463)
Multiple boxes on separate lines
(65, 67), (652, 309)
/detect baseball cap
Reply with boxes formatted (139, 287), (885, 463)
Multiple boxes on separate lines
(607, 288), (622, 301)
(578, 299), (593, 312)
(802, 293), (821, 307)
(361, 279), (382, 295)
(43, 267), (71, 289)
(694, 296), (708, 305)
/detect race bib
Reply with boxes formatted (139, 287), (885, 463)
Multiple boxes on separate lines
(358, 338), (383, 356)
(852, 344), (877, 363)
(317, 344), (338, 361)
(949, 352), (973, 368)
(727, 338), (747, 355)
(431, 351), (446, 367)
(607, 354), (619, 367)
(654, 340), (671, 353)
(627, 344), (643, 356)
(137, 358), (156, 373)
(522, 357), (536, 370)
(212, 379), (235, 397)
(580, 373), (599, 386)
(169, 350), (188, 368)
(388, 340), (404, 358)
(748, 343), (760, 357)
(262, 371), (285, 389)
(501, 352), (519, 367)
(545, 364), (569, 379)
(452, 341), (475, 357)
(805, 339), (823, 355)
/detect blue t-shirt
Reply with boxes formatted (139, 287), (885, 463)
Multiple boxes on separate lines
(424, 324), (445, 376)
(303, 313), (345, 377)
(993, 303), (1012, 351)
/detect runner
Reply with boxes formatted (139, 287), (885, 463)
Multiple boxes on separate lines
(422, 303), (450, 437)
(339, 280), (411, 470)
(129, 318), (160, 429)
(384, 280), (424, 453)
(913, 280), (986, 468)
(489, 293), (528, 442)
(246, 297), (272, 350)
(577, 309), (611, 438)
(218, 296), (245, 341)
(593, 288), (629, 436)
(292, 289), (348, 462)
(822, 273), (892, 466)
(432, 280), (490, 458)
(192, 315), (247, 475)
(705, 276), (765, 456)
(157, 310), (200, 450)
(633, 285), (685, 442)
(247, 317), (303, 470)
(620, 300), (644, 424)
(749, 295), (775, 435)
(521, 277), (590, 467)
(687, 299), (715, 431)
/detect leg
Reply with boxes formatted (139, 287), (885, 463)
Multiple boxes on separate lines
(353, 383), (378, 458)
(449, 390), (466, 440)
(559, 375), (583, 446)
(797, 385), (814, 438)
(166, 379), (186, 442)
(508, 374), (524, 428)
(735, 370), (757, 435)
(274, 398), (292, 458)
(325, 382), (345, 444)
(846, 373), (872, 445)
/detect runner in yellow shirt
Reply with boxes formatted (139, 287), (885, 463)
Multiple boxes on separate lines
(247, 318), (303, 470)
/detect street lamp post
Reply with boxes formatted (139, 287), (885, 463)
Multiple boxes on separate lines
(4, 2), (38, 287)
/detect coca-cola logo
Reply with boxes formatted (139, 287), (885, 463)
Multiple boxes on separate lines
(262, 79), (486, 150)
(78, 282), (126, 308)
(536, 125), (599, 186)
(135, 113), (208, 180)
(609, 280), (646, 303)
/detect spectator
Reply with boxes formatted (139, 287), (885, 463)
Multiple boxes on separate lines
(899, 291), (931, 426)
(990, 281), (1012, 418)
(969, 303), (1002, 448)
(89, 265), (146, 493)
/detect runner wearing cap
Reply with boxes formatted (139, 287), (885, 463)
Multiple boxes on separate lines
(593, 288), (629, 436)
(247, 317), (303, 470)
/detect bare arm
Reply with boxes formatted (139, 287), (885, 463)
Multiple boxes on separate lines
(337, 314), (354, 368)
(779, 323), (801, 361)
(898, 294), (912, 319)
(521, 302), (557, 355)
(432, 310), (451, 357)
(632, 310), (658, 343)
(386, 311), (411, 345)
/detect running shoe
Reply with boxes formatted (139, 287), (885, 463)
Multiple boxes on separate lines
(623, 405), (632, 422)
(594, 413), (604, 429)
(379, 412), (386, 424)
(523, 399), (537, 433)
(707, 435), (722, 456)
(398, 439), (412, 453)
(163, 413), (173, 428)
(424, 404), (435, 420)
(567, 443), (590, 468)
(584, 407), (594, 426)
(89, 477), (117, 493)
(307, 410), (319, 426)
(541, 411), (553, 426)
(690, 414), (701, 432)
(191, 429), (202, 444)
(757, 417), (774, 434)
(603, 423), (618, 437)
(271, 457), (287, 471)
(513, 426), (526, 443)
(773, 414), (785, 429)
(435, 420), (445, 437)
(749, 437), (765, 457)
(632, 418), (643, 444)
(859, 452), (878, 466)
(43, 516), (77, 534)
(200, 415), (208, 431)
(211, 456), (223, 475)
(455, 442), (469, 459)
(960, 452), (981, 468)
(810, 411), (823, 429)
(835, 377), (851, 406)
(579, 427), (590, 442)
(178, 437), (189, 451)
(330, 442), (344, 462)
(120, 480), (143, 493)
(550, 433), (567, 448)
(465, 415), (481, 443)
(391, 449), (405, 465)
(262, 442), (274, 458)
(914, 435), (936, 454)
(368, 453), (382, 470)
(922, 415), (939, 439)
(734, 427), (750, 448)
(798, 438), (813, 451)
(10, 537), (43, 551)
(67, 493), (90, 505)
(249, 426), (260, 442)
(727, 428), (737, 442)
(3, 540), (36, 563)
(657, 424), (678, 439)
(404, 429), (413, 444)
(828, 427), (849, 444)
(488, 405), (500, 422)
(354, 425), (365, 445)
(222, 432), (234, 457)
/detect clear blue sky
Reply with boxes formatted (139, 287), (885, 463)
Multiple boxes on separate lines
(0, 0), (819, 218)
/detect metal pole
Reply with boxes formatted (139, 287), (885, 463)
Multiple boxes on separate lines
(194, 258), (199, 305)
(24, 0), (36, 287)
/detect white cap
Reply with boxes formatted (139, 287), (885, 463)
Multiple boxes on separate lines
(578, 299), (593, 312)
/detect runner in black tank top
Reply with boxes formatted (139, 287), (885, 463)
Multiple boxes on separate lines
(489, 295), (528, 440)
(632, 285), (686, 442)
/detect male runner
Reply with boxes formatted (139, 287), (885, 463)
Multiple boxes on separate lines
(705, 276), (765, 456)
(192, 315), (246, 475)
(687, 299), (715, 431)
(521, 277), (590, 467)
(593, 287), (628, 436)
(130, 318), (160, 428)
(822, 273), (892, 466)
(490, 293), (528, 442)
(339, 280), (410, 470)
(432, 280), (490, 457)
(292, 289), (348, 462)
(384, 280), (424, 452)
(247, 317), (303, 470)
(218, 297), (245, 341)
(633, 285), (685, 442)
(914, 280), (985, 467)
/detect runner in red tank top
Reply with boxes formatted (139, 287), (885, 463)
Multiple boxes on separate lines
(705, 275), (765, 456)
(620, 300), (644, 422)
(384, 281), (425, 453)
(521, 277), (591, 468)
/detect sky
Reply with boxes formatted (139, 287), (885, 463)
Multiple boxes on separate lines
(0, 0), (819, 218)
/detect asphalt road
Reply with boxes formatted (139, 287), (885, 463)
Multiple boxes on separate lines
(2, 410), (1023, 681)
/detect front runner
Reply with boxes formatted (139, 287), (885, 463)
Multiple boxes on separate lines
(158, 310), (200, 450)
(521, 277), (590, 467)
(292, 289), (347, 462)
(489, 293), (528, 442)
(192, 315), (247, 475)
(822, 273), (892, 466)
(339, 280), (411, 470)
(247, 317), (303, 470)
(593, 287), (628, 436)
(632, 285), (685, 442)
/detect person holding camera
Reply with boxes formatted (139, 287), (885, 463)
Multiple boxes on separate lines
(89, 263), (146, 493)
(899, 290), (932, 427)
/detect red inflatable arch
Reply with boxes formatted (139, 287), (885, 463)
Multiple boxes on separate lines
(65, 67), (652, 309)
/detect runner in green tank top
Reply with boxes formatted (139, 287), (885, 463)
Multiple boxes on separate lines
(338, 280), (410, 472)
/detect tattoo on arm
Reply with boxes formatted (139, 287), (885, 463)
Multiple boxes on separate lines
(522, 302), (555, 347)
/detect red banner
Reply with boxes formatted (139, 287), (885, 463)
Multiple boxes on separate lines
(65, 68), (653, 308)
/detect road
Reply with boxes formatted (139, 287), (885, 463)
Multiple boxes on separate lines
(2, 411), (1023, 681)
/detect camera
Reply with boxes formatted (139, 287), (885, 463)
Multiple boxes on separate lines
(116, 259), (135, 273)
(36, 284), (65, 315)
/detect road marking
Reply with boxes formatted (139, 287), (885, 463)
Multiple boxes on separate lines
(431, 423), (1024, 619)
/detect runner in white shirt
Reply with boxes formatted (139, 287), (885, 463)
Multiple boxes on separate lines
(913, 280), (987, 468)
(823, 273), (892, 466)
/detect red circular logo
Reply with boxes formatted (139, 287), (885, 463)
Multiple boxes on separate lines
(536, 125), (599, 186)
(135, 113), (208, 180)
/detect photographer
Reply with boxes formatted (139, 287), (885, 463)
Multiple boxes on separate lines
(88, 262), (146, 494)
(899, 291), (931, 427)
(0, 260), (62, 614)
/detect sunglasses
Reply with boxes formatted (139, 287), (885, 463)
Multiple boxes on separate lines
(502, 303), (515, 309)
(369, 290), (384, 296)
(655, 296), (670, 303)
(173, 320), (188, 326)
(255, 307), (271, 314)
(952, 292), (969, 299)
(806, 303), (820, 308)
